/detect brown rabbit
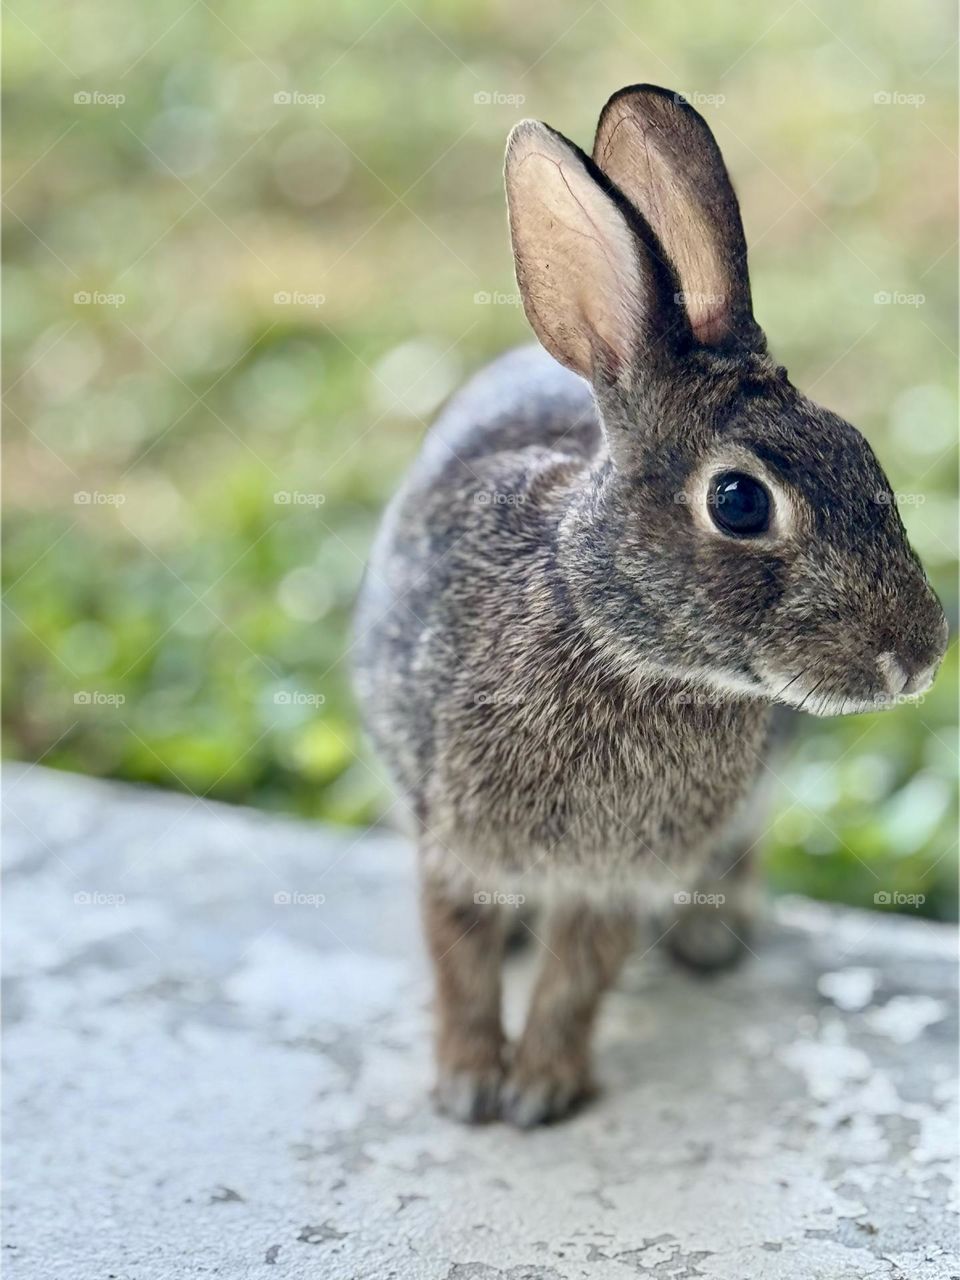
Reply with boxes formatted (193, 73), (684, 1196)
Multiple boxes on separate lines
(352, 86), (947, 1126)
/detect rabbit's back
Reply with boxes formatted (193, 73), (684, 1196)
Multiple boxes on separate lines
(409, 344), (599, 483)
(353, 345), (598, 800)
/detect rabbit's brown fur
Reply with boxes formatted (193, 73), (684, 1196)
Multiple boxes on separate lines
(353, 86), (947, 1126)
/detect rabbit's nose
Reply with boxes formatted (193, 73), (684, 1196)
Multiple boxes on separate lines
(877, 652), (911, 696)
(876, 596), (949, 697)
(877, 646), (943, 698)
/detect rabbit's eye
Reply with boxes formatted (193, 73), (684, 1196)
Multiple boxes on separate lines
(709, 471), (771, 536)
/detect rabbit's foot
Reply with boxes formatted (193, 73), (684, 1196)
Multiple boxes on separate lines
(500, 1054), (593, 1128)
(666, 903), (752, 973)
(433, 1062), (504, 1124)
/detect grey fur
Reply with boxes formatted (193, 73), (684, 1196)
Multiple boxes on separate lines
(352, 87), (947, 1124)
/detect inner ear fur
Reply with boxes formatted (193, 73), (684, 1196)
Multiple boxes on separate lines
(505, 118), (690, 382)
(593, 85), (764, 352)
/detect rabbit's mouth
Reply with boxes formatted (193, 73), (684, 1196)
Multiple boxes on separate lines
(757, 652), (942, 718)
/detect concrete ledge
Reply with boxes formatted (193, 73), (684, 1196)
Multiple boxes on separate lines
(3, 764), (958, 1279)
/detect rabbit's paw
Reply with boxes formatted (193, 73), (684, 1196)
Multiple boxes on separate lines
(667, 904), (751, 973)
(500, 1057), (592, 1128)
(433, 1063), (504, 1124)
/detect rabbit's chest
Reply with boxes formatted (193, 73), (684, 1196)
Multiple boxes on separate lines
(430, 689), (769, 878)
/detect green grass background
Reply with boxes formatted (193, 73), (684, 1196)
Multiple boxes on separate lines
(3, 0), (957, 917)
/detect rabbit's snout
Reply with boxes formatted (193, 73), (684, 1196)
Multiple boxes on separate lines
(876, 605), (948, 699)
(768, 569), (948, 715)
(878, 651), (938, 698)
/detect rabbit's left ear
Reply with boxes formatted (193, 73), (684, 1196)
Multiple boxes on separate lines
(593, 85), (764, 352)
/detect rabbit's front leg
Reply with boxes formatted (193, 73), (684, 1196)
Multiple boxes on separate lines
(501, 900), (634, 1127)
(420, 868), (506, 1123)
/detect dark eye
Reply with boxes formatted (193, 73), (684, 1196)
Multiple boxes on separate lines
(709, 471), (771, 537)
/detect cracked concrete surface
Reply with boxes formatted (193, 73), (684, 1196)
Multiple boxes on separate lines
(3, 764), (958, 1279)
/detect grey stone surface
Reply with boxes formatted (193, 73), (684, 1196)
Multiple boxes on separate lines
(3, 762), (958, 1280)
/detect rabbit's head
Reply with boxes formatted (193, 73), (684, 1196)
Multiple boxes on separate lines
(504, 85), (947, 715)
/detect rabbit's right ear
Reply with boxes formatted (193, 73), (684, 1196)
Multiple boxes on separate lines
(505, 120), (686, 383)
(592, 86), (763, 352)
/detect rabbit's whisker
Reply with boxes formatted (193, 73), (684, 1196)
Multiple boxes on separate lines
(796, 677), (826, 713)
(820, 681), (846, 716)
(775, 669), (808, 700)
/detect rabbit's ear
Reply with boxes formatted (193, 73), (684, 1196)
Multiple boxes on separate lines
(505, 119), (687, 382)
(593, 85), (763, 351)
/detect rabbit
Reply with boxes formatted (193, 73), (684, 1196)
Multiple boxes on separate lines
(352, 85), (948, 1127)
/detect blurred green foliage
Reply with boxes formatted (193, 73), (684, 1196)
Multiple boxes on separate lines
(3, 0), (957, 917)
